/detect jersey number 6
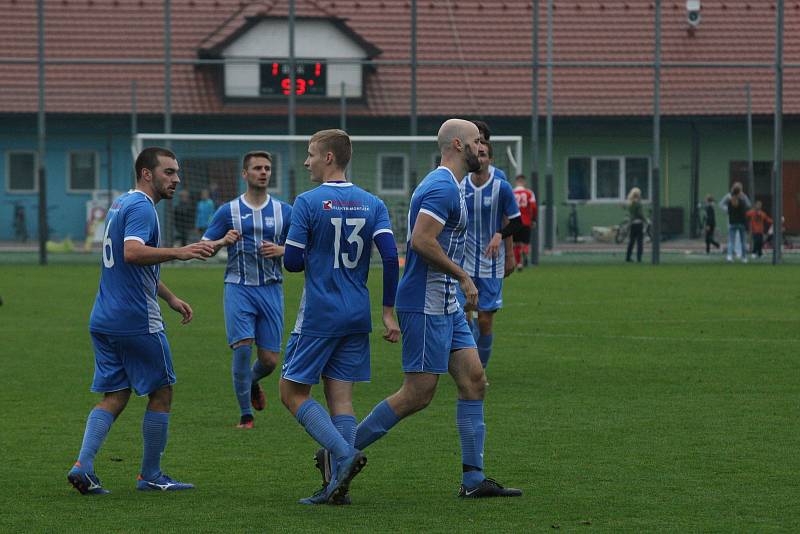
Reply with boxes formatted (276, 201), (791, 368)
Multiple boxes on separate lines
(330, 217), (366, 269)
(102, 219), (114, 268)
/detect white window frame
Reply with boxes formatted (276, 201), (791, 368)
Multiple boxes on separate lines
(5, 151), (38, 193)
(566, 155), (651, 203)
(66, 150), (100, 193)
(377, 153), (408, 195)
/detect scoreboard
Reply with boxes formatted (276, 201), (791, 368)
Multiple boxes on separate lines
(260, 61), (327, 96)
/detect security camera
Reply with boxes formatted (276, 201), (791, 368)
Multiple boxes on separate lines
(686, 0), (701, 27)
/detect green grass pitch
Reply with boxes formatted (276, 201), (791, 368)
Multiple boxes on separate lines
(1, 263), (798, 532)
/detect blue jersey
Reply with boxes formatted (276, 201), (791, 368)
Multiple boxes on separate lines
(89, 190), (164, 335)
(462, 169), (521, 278)
(203, 195), (292, 286)
(490, 165), (508, 181)
(396, 166), (467, 315)
(285, 182), (392, 337)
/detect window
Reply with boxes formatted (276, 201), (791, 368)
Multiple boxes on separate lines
(68, 151), (98, 192)
(595, 158), (621, 199)
(625, 157), (650, 199)
(6, 152), (37, 192)
(567, 157), (590, 201)
(567, 156), (650, 202)
(378, 154), (408, 194)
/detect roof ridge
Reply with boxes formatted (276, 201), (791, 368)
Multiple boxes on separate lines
(198, 0), (277, 50)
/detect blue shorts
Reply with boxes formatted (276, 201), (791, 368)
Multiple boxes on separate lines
(456, 276), (504, 312)
(90, 330), (176, 396)
(281, 333), (370, 385)
(224, 282), (283, 351)
(398, 312), (477, 374)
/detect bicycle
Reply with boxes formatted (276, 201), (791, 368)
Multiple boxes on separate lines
(564, 202), (579, 243)
(615, 213), (652, 244)
(9, 201), (28, 242)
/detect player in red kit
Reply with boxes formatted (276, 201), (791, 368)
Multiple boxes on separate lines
(512, 174), (537, 270)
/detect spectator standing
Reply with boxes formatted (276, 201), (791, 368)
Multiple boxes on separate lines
(746, 200), (773, 259)
(625, 187), (645, 263)
(719, 182), (751, 263)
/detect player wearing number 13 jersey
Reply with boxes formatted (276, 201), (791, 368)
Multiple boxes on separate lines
(279, 129), (400, 505)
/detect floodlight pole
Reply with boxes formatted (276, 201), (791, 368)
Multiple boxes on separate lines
(651, 0), (662, 265)
(164, 0), (172, 145)
(37, 0), (47, 265)
(544, 0), (554, 250)
(773, 0), (784, 265)
(746, 84), (754, 200)
(288, 0), (297, 200)
(530, 0), (540, 265)
(410, 0), (418, 189)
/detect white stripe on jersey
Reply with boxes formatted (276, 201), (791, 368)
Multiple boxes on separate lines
(230, 199), (244, 284)
(252, 204), (263, 285)
(270, 198), (284, 281)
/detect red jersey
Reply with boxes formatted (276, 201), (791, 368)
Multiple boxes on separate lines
(513, 186), (537, 227)
(746, 209), (773, 235)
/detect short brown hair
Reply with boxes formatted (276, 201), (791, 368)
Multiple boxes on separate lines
(472, 120), (491, 140)
(243, 151), (272, 170)
(310, 129), (352, 169)
(135, 147), (176, 181)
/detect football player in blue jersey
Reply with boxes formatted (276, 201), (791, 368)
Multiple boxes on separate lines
(280, 129), (400, 505)
(202, 151), (292, 429)
(67, 147), (222, 495)
(333, 119), (523, 499)
(460, 141), (522, 370)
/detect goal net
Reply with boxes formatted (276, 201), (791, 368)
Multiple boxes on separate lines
(132, 133), (524, 250)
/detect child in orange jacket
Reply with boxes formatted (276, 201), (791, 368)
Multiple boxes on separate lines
(746, 201), (773, 258)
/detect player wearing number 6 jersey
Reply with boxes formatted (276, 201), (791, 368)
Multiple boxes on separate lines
(280, 129), (400, 505)
(67, 147), (219, 496)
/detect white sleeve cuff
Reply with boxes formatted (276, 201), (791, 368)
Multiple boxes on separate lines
(123, 236), (145, 244)
(419, 208), (446, 225)
(285, 239), (306, 249)
(373, 228), (394, 238)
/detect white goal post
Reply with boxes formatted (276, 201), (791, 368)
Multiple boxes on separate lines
(132, 133), (524, 177)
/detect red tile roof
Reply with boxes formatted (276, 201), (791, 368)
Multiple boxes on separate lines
(0, 0), (797, 118)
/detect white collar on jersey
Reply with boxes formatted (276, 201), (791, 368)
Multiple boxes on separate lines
(467, 166), (496, 191)
(436, 166), (460, 185)
(321, 181), (354, 187)
(131, 189), (155, 205)
(240, 194), (271, 211)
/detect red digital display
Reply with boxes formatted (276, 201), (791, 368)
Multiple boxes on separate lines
(260, 61), (326, 96)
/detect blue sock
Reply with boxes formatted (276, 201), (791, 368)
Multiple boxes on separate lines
(477, 333), (493, 368)
(332, 414), (357, 447)
(354, 400), (400, 450)
(251, 358), (275, 384)
(331, 414), (357, 475)
(457, 399), (486, 488)
(232, 345), (253, 417)
(141, 410), (170, 481)
(76, 408), (114, 473)
(295, 400), (352, 461)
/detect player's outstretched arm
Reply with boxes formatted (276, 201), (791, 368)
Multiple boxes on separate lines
(411, 213), (477, 310)
(203, 229), (240, 255)
(124, 240), (214, 265)
(157, 281), (193, 324)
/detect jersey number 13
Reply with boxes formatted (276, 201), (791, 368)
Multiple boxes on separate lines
(330, 217), (366, 269)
